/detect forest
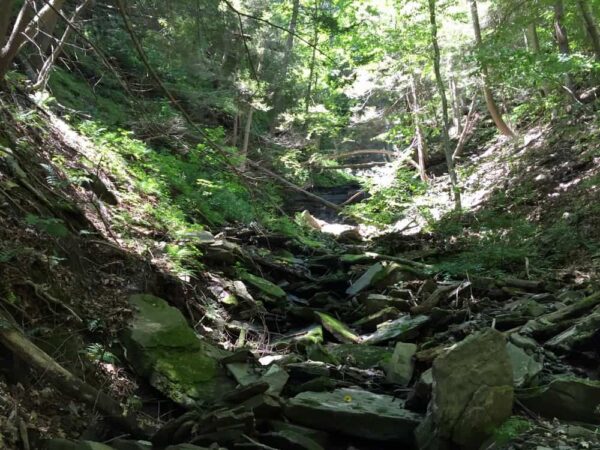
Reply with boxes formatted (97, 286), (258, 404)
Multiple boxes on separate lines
(0, 0), (599, 449)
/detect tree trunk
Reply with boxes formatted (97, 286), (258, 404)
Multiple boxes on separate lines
(429, 0), (461, 210)
(450, 75), (462, 136)
(0, 0), (67, 80)
(232, 111), (240, 147)
(410, 76), (429, 182)
(553, 0), (577, 96)
(33, 0), (94, 91)
(577, 0), (600, 60)
(305, 0), (319, 113)
(240, 105), (254, 170)
(525, 23), (541, 52)
(271, 0), (300, 127)
(0, 0), (14, 46)
(468, 0), (515, 138)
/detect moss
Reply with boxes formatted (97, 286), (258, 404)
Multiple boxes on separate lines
(240, 272), (286, 299)
(315, 311), (360, 344)
(492, 417), (532, 445)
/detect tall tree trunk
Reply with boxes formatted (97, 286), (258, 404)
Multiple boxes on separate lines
(428, 0), (461, 210)
(240, 105), (254, 171)
(0, 0), (14, 46)
(232, 111), (240, 147)
(525, 23), (541, 52)
(450, 74), (463, 135)
(410, 76), (429, 182)
(0, 0), (67, 80)
(305, 0), (319, 113)
(577, 0), (600, 60)
(271, 0), (300, 127)
(33, 0), (94, 91)
(553, 0), (576, 95)
(468, 0), (515, 138)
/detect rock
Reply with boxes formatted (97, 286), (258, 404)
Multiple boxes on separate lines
(166, 445), (213, 450)
(299, 210), (323, 230)
(44, 440), (114, 450)
(417, 328), (514, 450)
(241, 393), (283, 419)
(346, 262), (387, 295)
(259, 430), (325, 450)
(223, 381), (269, 403)
(121, 294), (234, 406)
(406, 368), (433, 412)
(362, 314), (429, 345)
(261, 364), (289, 395)
(347, 262), (423, 296)
(274, 325), (323, 349)
(506, 342), (543, 388)
(326, 344), (392, 369)
(81, 173), (119, 205)
(314, 311), (360, 344)
(111, 440), (153, 450)
(509, 333), (540, 352)
(239, 272), (286, 299)
(359, 293), (412, 314)
(545, 307), (600, 352)
(284, 388), (422, 443)
(384, 342), (417, 386)
(268, 420), (330, 447)
(286, 361), (331, 380)
(353, 306), (400, 331)
(518, 377), (600, 423)
(226, 362), (260, 386)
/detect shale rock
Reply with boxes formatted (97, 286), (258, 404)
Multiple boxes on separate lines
(417, 328), (514, 450)
(384, 342), (417, 385)
(284, 388), (422, 443)
(121, 294), (234, 406)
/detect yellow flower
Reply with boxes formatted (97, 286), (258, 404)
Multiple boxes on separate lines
(343, 395), (352, 403)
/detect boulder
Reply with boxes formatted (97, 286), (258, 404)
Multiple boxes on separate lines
(506, 342), (543, 388)
(359, 293), (412, 314)
(111, 440), (152, 450)
(384, 342), (417, 386)
(259, 430), (325, 450)
(417, 328), (514, 450)
(121, 294), (234, 406)
(362, 314), (429, 345)
(261, 364), (289, 395)
(284, 388), (422, 443)
(518, 377), (600, 424)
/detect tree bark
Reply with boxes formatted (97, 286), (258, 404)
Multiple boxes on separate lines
(240, 104), (254, 170)
(305, 0), (320, 113)
(429, 0), (461, 210)
(553, 0), (577, 96)
(0, 0), (14, 46)
(577, 0), (600, 60)
(468, 0), (516, 138)
(410, 75), (429, 182)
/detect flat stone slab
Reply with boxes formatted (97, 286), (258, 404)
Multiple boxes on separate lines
(284, 388), (422, 443)
(362, 314), (429, 345)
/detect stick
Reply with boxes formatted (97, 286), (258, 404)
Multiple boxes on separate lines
(0, 314), (145, 437)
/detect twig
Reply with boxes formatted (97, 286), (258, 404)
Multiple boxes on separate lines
(21, 280), (84, 324)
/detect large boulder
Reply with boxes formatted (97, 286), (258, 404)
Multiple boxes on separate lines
(417, 328), (514, 450)
(518, 377), (600, 424)
(284, 388), (422, 444)
(121, 294), (235, 406)
(384, 342), (417, 386)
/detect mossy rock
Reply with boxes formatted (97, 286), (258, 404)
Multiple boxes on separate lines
(121, 294), (234, 406)
(240, 272), (286, 299)
(315, 311), (360, 344)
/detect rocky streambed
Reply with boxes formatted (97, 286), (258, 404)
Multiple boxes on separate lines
(44, 221), (600, 450)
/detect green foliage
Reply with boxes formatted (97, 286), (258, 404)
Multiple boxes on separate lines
(346, 169), (427, 225)
(492, 417), (532, 446)
(25, 214), (69, 238)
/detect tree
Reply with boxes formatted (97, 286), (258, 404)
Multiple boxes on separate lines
(0, 0), (68, 81)
(429, 0), (461, 210)
(553, 0), (576, 95)
(410, 74), (429, 182)
(468, 0), (516, 138)
(577, 0), (600, 60)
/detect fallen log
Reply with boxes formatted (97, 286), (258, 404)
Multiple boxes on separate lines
(0, 314), (145, 438)
(246, 161), (343, 213)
